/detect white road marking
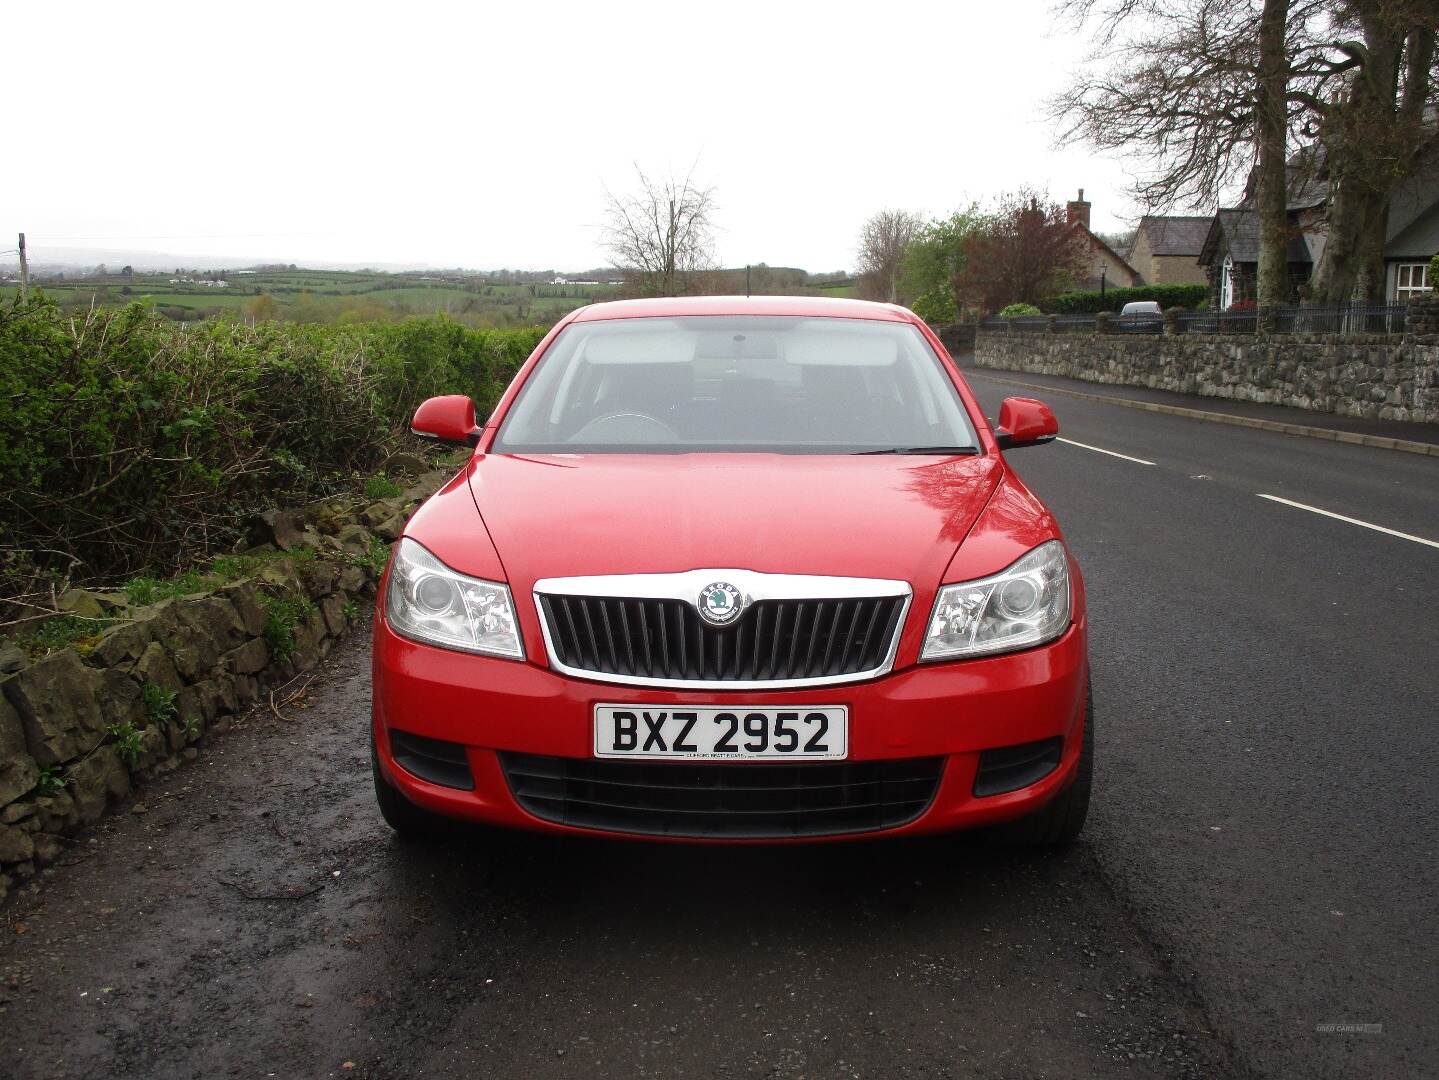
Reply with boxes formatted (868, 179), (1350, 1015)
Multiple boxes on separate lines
(1255, 494), (1439, 550)
(1056, 437), (1155, 466)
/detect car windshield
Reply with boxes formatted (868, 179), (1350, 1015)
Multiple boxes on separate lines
(493, 315), (979, 454)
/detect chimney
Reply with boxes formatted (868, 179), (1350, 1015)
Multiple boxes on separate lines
(1066, 188), (1091, 229)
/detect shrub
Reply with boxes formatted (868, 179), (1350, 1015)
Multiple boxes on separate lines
(1045, 283), (1209, 314)
(142, 682), (178, 726)
(998, 303), (1043, 317)
(108, 720), (145, 765)
(910, 288), (958, 324)
(0, 296), (545, 582)
(1429, 253), (1438, 289)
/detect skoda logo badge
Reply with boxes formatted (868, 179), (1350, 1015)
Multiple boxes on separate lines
(699, 581), (744, 626)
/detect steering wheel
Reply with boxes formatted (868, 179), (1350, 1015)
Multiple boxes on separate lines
(570, 412), (679, 444)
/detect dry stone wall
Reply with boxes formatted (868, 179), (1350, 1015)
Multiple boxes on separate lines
(0, 465), (455, 901)
(975, 306), (1439, 426)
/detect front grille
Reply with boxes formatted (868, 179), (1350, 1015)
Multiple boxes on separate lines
(537, 594), (905, 683)
(502, 753), (943, 838)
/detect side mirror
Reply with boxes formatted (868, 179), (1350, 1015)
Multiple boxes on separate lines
(411, 395), (481, 447)
(995, 396), (1058, 450)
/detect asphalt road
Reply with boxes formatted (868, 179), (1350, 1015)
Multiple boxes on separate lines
(2, 373), (1435, 1080)
(968, 369), (1439, 1080)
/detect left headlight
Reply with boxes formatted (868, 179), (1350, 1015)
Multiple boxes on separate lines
(921, 540), (1071, 661)
(385, 537), (524, 659)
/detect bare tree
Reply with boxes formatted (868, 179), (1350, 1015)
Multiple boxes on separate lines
(1256, 0), (1294, 313)
(601, 166), (718, 297)
(1052, 0), (1326, 309)
(856, 210), (924, 302)
(1302, 2), (1437, 302)
(959, 190), (1088, 311)
(1052, 1), (1279, 209)
(1054, 0), (1439, 307)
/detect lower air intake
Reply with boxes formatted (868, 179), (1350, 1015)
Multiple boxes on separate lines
(500, 753), (943, 838)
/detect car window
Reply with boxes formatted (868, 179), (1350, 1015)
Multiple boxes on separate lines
(493, 316), (979, 454)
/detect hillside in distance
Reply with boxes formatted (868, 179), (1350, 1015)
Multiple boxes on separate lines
(9, 264), (858, 327)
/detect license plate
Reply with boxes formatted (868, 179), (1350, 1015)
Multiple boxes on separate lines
(593, 705), (848, 760)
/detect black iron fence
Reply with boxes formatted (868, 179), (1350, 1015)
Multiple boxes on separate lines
(980, 303), (1414, 336)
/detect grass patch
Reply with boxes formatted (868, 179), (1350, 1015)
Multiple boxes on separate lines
(125, 568), (217, 606)
(259, 592), (316, 662)
(360, 537), (392, 577)
(15, 615), (114, 659)
(364, 475), (404, 500)
(124, 546), (316, 607)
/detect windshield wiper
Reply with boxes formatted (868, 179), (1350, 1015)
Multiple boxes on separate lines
(854, 446), (981, 456)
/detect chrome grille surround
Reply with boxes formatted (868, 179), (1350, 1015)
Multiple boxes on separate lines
(533, 569), (912, 689)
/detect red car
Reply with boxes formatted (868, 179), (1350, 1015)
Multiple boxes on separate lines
(371, 296), (1090, 845)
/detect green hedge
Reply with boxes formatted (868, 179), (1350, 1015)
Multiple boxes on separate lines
(1046, 283), (1209, 314)
(0, 296), (545, 581)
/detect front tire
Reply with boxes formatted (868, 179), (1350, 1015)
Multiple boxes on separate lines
(1005, 682), (1093, 847)
(372, 735), (443, 838)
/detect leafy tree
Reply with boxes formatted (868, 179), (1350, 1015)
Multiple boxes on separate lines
(899, 207), (986, 321)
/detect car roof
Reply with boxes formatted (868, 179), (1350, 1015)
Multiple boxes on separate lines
(569, 294), (915, 323)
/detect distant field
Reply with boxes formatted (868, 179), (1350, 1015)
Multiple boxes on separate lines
(23, 267), (858, 325)
(30, 268), (623, 326)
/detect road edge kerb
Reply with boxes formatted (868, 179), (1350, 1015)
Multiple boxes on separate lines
(968, 372), (1439, 458)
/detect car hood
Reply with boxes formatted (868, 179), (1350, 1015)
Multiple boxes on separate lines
(466, 453), (1002, 592)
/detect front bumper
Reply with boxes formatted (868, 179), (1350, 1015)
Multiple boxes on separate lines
(371, 615), (1089, 842)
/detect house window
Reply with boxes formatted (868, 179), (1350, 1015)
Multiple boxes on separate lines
(1395, 263), (1432, 301)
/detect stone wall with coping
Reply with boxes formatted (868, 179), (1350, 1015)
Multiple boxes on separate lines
(0, 464), (454, 901)
(974, 322), (1439, 425)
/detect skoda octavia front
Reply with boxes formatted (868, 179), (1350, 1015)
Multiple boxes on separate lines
(372, 296), (1090, 845)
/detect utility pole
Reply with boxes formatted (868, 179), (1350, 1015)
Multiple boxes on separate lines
(18, 232), (29, 300)
(746, 264), (751, 297)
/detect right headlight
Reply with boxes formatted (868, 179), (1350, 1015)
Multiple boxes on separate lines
(384, 537), (524, 659)
(921, 540), (1071, 661)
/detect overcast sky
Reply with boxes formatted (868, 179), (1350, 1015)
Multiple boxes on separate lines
(5, 0), (1154, 272)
